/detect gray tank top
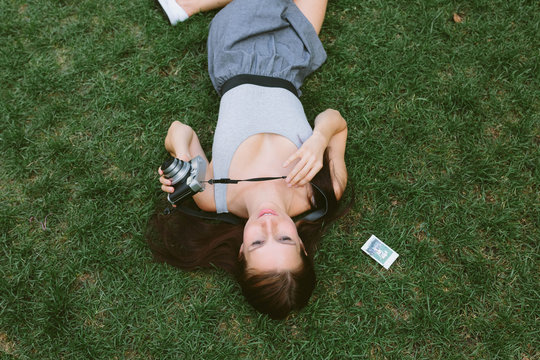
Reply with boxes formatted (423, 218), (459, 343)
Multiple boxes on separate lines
(212, 84), (313, 213)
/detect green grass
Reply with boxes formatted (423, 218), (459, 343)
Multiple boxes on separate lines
(1, 0), (538, 358)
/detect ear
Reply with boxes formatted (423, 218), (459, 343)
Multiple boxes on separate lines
(300, 241), (308, 257)
(238, 243), (245, 260)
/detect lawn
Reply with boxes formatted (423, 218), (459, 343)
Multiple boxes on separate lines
(1, 0), (538, 358)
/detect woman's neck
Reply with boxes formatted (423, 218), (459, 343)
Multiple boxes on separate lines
(241, 181), (292, 219)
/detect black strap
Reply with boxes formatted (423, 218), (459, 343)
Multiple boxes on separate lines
(208, 176), (286, 185)
(221, 74), (299, 98)
(294, 183), (328, 222)
(164, 182), (328, 224)
(174, 205), (244, 225)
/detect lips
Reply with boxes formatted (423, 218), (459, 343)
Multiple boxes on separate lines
(258, 209), (278, 218)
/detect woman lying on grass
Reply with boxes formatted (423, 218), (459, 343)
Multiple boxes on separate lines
(147, 0), (349, 319)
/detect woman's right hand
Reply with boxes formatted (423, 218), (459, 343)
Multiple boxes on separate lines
(158, 153), (191, 195)
(158, 166), (174, 194)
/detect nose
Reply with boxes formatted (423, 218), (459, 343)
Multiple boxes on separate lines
(260, 215), (277, 234)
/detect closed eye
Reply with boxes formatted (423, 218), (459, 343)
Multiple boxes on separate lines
(249, 237), (296, 251)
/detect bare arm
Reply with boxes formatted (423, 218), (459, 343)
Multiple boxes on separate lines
(322, 111), (348, 199)
(158, 121), (216, 211)
(313, 109), (347, 147)
(179, 0), (233, 17)
(293, 0), (328, 35)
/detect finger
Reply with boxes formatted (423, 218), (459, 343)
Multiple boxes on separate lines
(292, 156), (321, 186)
(283, 150), (301, 168)
(158, 167), (163, 175)
(289, 162), (313, 186)
(289, 154), (315, 178)
(159, 176), (172, 186)
(286, 157), (308, 183)
(161, 184), (174, 193)
(291, 168), (310, 186)
(298, 166), (321, 186)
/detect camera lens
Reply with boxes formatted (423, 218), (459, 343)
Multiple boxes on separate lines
(161, 157), (190, 186)
(161, 157), (177, 172)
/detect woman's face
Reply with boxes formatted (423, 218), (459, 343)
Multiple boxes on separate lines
(242, 208), (305, 272)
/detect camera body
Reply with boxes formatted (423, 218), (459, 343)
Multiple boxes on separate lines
(161, 155), (207, 204)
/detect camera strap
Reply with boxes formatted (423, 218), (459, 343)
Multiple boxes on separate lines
(164, 182), (328, 225)
(206, 176), (286, 185)
(169, 205), (245, 224)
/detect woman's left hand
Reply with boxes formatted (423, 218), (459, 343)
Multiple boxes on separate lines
(283, 131), (327, 187)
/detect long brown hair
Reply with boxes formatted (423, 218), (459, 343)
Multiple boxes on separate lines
(146, 151), (350, 319)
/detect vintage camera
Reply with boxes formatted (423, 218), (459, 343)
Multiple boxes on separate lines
(161, 155), (207, 204)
